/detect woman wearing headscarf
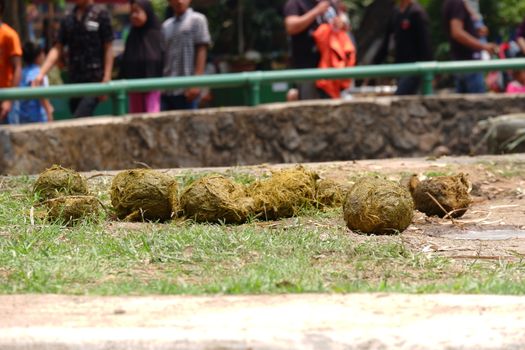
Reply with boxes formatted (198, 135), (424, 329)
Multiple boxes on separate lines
(121, 0), (164, 113)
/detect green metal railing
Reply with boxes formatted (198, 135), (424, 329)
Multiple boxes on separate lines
(1, 58), (525, 116)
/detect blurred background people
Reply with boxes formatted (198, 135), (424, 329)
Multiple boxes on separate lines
(120, 0), (164, 114)
(506, 52), (525, 94)
(313, 6), (356, 99)
(34, 0), (114, 118)
(0, 0), (22, 123)
(9, 41), (53, 124)
(442, 0), (497, 93)
(283, 0), (335, 100)
(373, 0), (432, 95)
(162, 0), (211, 111)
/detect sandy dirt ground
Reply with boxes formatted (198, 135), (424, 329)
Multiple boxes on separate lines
(311, 155), (525, 260)
(1, 293), (525, 349)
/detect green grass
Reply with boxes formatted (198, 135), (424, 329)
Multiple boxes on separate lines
(1, 174), (524, 296)
(424, 171), (451, 178)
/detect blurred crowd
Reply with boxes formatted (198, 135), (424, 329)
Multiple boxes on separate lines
(1, 0), (525, 125)
(285, 0), (525, 99)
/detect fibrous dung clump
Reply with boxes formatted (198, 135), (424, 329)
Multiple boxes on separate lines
(249, 166), (319, 220)
(180, 175), (253, 224)
(410, 173), (472, 218)
(45, 195), (101, 225)
(315, 178), (349, 208)
(110, 169), (177, 221)
(343, 177), (414, 234)
(33, 165), (89, 201)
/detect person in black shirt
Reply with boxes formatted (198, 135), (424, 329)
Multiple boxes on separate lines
(284, 0), (335, 100)
(374, 0), (432, 95)
(34, 0), (114, 117)
(442, 0), (497, 93)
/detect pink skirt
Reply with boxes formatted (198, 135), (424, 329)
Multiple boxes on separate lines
(128, 91), (161, 114)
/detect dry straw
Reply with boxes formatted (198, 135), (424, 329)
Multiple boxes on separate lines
(248, 166), (319, 220)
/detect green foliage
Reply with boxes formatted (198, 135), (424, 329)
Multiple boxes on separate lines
(422, 0), (449, 60)
(480, 0), (525, 40)
(243, 2), (286, 53)
(340, 0), (375, 29)
(150, 0), (168, 21)
(424, 171), (452, 178)
(194, 0), (287, 56)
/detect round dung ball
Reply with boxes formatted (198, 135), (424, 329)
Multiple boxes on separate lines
(180, 175), (252, 224)
(110, 169), (177, 221)
(411, 173), (471, 218)
(315, 178), (350, 208)
(343, 177), (414, 234)
(33, 165), (89, 201)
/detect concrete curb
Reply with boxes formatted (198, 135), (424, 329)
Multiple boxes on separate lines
(1, 293), (525, 349)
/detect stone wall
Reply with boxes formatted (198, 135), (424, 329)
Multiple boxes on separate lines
(1, 95), (525, 175)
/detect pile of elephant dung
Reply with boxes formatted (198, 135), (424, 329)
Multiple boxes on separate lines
(110, 169), (177, 222)
(249, 166), (318, 220)
(410, 173), (472, 218)
(33, 165), (89, 201)
(343, 177), (414, 235)
(315, 178), (349, 208)
(180, 175), (253, 224)
(45, 195), (101, 225)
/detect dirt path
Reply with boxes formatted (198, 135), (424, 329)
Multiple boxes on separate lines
(1, 293), (525, 350)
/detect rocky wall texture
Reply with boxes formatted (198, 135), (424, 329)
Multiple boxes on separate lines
(1, 95), (525, 175)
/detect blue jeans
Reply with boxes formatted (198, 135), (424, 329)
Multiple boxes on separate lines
(455, 72), (486, 94)
(395, 76), (422, 95)
(70, 97), (99, 118)
(297, 81), (323, 100)
(161, 94), (198, 111)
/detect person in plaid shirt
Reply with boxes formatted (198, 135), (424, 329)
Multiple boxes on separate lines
(162, 0), (211, 110)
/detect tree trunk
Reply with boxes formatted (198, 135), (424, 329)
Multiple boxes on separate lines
(354, 0), (395, 65)
(3, 0), (27, 43)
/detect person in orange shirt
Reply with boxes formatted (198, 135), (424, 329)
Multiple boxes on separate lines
(0, 0), (22, 123)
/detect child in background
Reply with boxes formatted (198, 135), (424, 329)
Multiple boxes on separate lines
(506, 69), (525, 94)
(9, 42), (53, 123)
